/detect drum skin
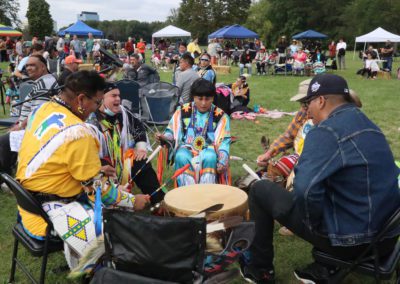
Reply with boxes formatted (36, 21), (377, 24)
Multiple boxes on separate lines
(164, 184), (248, 220)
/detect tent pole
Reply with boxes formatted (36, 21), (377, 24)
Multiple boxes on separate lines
(152, 37), (154, 53)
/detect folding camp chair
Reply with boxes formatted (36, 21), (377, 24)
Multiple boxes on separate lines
(95, 209), (206, 283)
(115, 79), (141, 115)
(139, 81), (179, 135)
(90, 209), (254, 284)
(1, 173), (64, 284)
(0, 80), (34, 129)
(274, 63), (292, 75)
(325, 58), (337, 71)
(47, 58), (61, 78)
(313, 207), (400, 283)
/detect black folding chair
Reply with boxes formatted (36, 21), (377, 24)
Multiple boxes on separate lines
(1, 173), (64, 284)
(94, 209), (206, 283)
(115, 79), (141, 115)
(313, 208), (400, 283)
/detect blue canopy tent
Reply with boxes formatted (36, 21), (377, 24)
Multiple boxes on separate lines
(58, 20), (103, 37)
(292, 30), (328, 39)
(208, 24), (258, 39)
(208, 26), (229, 39)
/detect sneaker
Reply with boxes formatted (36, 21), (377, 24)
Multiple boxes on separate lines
(257, 72), (261, 76)
(240, 262), (275, 284)
(294, 262), (339, 284)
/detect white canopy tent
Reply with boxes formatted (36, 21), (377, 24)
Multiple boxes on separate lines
(353, 27), (400, 58)
(152, 25), (191, 51)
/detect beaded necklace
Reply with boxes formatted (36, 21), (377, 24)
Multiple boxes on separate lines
(189, 103), (214, 151)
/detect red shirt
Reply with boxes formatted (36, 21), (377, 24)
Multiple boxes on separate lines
(125, 41), (134, 52)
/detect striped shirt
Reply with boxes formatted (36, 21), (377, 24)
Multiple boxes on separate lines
(19, 74), (59, 123)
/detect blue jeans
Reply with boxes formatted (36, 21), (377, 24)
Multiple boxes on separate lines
(239, 63), (252, 75)
(383, 56), (393, 72)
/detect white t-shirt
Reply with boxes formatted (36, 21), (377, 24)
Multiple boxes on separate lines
(336, 42), (347, 52)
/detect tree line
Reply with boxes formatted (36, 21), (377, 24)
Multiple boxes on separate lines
(170, 0), (400, 47)
(3, 0), (399, 48)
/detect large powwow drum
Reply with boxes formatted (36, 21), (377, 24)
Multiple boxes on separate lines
(164, 184), (248, 252)
(164, 184), (248, 220)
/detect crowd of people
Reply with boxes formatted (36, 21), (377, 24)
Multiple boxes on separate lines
(0, 32), (399, 284)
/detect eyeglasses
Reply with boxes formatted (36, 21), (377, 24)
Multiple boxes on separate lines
(200, 58), (210, 61)
(84, 94), (103, 107)
(301, 96), (319, 109)
(301, 96), (327, 109)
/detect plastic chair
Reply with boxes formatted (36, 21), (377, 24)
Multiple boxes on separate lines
(312, 208), (400, 283)
(1, 173), (64, 284)
(115, 79), (141, 115)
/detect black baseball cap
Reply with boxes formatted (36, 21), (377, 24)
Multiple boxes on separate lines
(299, 74), (350, 102)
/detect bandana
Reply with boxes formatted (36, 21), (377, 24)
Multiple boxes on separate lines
(104, 82), (118, 94)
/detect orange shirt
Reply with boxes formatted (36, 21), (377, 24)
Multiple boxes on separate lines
(137, 42), (146, 54)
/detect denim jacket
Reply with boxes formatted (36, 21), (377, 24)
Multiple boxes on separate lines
(294, 104), (400, 246)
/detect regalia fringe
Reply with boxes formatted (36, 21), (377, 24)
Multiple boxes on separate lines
(26, 124), (96, 178)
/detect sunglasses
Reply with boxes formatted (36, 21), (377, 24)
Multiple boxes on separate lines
(200, 58), (210, 61)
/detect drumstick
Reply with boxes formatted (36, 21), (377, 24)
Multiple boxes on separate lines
(189, 203), (224, 217)
(242, 163), (261, 180)
(230, 155), (257, 163)
(150, 164), (190, 197)
(130, 145), (162, 181)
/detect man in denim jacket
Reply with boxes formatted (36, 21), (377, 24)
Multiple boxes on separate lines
(240, 74), (400, 284)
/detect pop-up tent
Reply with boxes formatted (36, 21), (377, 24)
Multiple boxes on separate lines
(208, 24), (258, 39)
(58, 20), (103, 37)
(0, 24), (22, 37)
(292, 29), (328, 39)
(353, 27), (400, 58)
(208, 26), (229, 39)
(152, 25), (191, 51)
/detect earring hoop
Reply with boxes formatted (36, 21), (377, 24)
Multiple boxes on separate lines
(78, 106), (85, 114)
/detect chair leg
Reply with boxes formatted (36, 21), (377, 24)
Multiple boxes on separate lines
(9, 238), (19, 283)
(39, 235), (50, 284)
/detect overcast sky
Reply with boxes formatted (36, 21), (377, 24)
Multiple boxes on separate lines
(18, 0), (181, 29)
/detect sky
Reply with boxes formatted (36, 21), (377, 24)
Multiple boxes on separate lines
(18, 0), (181, 29)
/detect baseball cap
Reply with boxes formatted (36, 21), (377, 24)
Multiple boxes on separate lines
(295, 74), (350, 102)
(65, 55), (82, 64)
(290, 79), (312, 102)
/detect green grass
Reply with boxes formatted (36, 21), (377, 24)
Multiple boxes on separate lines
(1, 56), (399, 283)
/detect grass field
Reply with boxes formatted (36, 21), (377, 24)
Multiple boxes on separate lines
(0, 55), (399, 283)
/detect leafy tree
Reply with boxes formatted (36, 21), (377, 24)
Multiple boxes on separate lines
(26, 0), (54, 39)
(341, 0), (400, 43)
(0, 0), (20, 27)
(245, 0), (272, 45)
(175, 0), (252, 43)
(166, 8), (179, 24)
